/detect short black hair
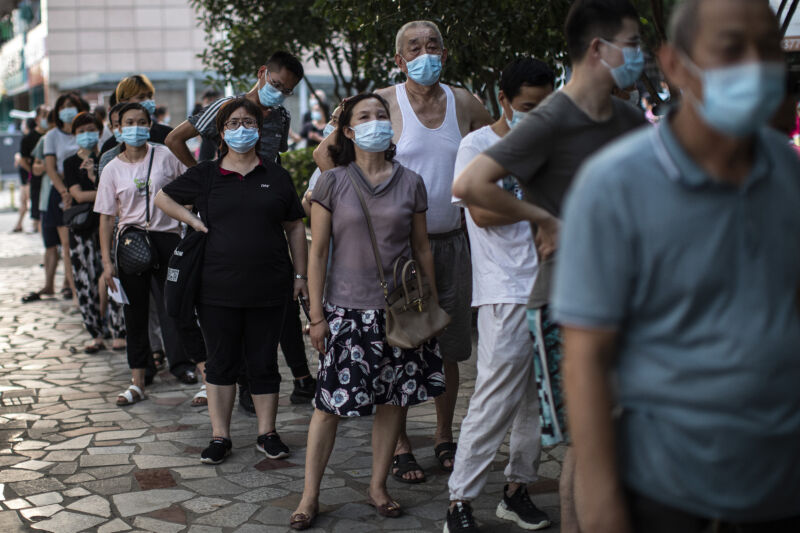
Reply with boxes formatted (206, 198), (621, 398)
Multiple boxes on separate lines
(108, 102), (125, 124)
(154, 106), (168, 119)
(71, 111), (103, 135)
(25, 118), (36, 132)
(499, 58), (556, 101)
(202, 88), (221, 101)
(108, 91), (117, 107)
(94, 105), (107, 121)
(54, 93), (83, 129)
(266, 51), (304, 81)
(117, 102), (152, 126)
(565, 0), (639, 62)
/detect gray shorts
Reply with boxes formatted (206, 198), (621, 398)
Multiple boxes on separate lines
(429, 229), (473, 362)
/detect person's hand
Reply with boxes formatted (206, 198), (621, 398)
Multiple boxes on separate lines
(102, 260), (117, 292)
(535, 215), (560, 259)
(60, 189), (73, 209)
(576, 485), (632, 533)
(80, 157), (96, 182)
(309, 319), (330, 353)
(293, 279), (309, 300)
(188, 216), (208, 233)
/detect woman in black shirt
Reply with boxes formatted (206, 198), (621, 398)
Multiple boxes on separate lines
(155, 98), (309, 465)
(64, 112), (126, 353)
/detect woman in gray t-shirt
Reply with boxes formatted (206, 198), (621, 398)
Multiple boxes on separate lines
(291, 94), (444, 529)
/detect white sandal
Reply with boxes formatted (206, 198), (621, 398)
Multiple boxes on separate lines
(192, 385), (207, 407)
(117, 384), (145, 406)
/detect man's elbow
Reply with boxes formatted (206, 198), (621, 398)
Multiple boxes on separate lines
(164, 130), (179, 150)
(451, 176), (471, 202)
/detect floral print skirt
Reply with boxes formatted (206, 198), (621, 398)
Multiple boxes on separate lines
(314, 302), (445, 417)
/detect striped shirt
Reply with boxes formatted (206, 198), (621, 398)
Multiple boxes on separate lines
(188, 95), (291, 164)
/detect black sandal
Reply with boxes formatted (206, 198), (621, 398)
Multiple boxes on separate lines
(391, 453), (426, 484)
(84, 342), (106, 354)
(434, 442), (457, 473)
(21, 291), (42, 303)
(61, 288), (72, 300)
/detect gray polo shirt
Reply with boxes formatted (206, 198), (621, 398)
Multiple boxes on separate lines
(552, 118), (800, 521)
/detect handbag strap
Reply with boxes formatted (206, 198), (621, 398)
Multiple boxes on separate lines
(143, 145), (155, 229)
(344, 167), (388, 298)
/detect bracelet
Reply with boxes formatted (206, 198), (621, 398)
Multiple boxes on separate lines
(309, 318), (325, 327)
(294, 274), (308, 281)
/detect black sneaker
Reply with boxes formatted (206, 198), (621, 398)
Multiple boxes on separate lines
(443, 501), (479, 533)
(200, 437), (232, 465)
(256, 432), (290, 459)
(496, 484), (551, 530)
(238, 386), (256, 417)
(290, 376), (316, 404)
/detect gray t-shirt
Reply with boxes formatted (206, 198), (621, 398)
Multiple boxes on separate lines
(552, 119), (800, 521)
(311, 162), (428, 309)
(43, 127), (78, 174)
(188, 95), (290, 164)
(485, 91), (646, 308)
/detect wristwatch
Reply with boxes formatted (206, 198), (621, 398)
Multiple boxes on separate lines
(294, 274), (308, 281)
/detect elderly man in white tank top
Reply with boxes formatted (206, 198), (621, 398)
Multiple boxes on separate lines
(373, 20), (493, 483)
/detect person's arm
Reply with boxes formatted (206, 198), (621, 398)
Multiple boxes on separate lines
(301, 190), (313, 217)
(45, 154), (71, 209)
(452, 154), (559, 257)
(307, 202), (332, 353)
(18, 155), (32, 174)
(312, 130), (337, 172)
(68, 185), (95, 204)
(467, 204), (524, 227)
(410, 212), (438, 302)
(164, 121), (200, 168)
(99, 214), (117, 292)
(466, 92), (493, 132)
(153, 190), (207, 232)
(563, 326), (631, 533)
(282, 218), (309, 300)
(32, 157), (45, 176)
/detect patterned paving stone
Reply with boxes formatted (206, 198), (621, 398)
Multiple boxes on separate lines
(194, 502), (259, 527)
(97, 517), (132, 533)
(66, 494), (112, 517)
(181, 497), (230, 514)
(29, 510), (105, 533)
(132, 516), (185, 533)
(112, 489), (194, 517)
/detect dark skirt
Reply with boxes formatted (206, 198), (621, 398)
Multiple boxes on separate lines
(314, 302), (445, 417)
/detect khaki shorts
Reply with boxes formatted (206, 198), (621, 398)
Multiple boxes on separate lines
(429, 229), (473, 363)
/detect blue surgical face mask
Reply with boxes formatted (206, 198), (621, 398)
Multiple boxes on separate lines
(120, 125), (150, 147)
(76, 131), (99, 149)
(600, 40), (645, 89)
(405, 54), (442, 86)
(684, 58), (786, 138)
(39, 118), (48, 129)
(140, 99), (156, 116)
(113, 128), (123, 143)
(351, 120), (394, 152)
(59, 107), (78, 124)
(224, 126), (260, 153)
(505, 107), (526, 129)
(322, 123), (335, 138)
(258, 74), (286, 107)
(311, 110), (323, 121)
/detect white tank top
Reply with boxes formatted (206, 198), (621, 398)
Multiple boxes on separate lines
(395, 83), (463, 234)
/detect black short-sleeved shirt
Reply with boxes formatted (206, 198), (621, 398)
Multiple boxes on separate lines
(20, 129), (43, 179)
(162, 159), (305, 307)
(100, 136), (117, 155)
(300, 121), (325, 147)
(63, 152), (99, 233)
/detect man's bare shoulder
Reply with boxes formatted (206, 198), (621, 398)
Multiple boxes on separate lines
(374, 85), (398, 102)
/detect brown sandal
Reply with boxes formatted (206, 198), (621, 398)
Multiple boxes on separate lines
(368, 495), (402, 518)
(289, 505), (318, 530)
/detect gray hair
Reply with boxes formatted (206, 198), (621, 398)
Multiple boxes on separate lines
(395, 20), (444, 55)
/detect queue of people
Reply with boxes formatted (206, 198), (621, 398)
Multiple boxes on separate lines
(11, 0), (800, 532)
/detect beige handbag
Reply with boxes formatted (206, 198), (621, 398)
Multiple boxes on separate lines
(346, 169), (451, 349)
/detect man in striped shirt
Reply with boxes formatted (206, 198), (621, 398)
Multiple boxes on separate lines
(165, 51), (303, 166)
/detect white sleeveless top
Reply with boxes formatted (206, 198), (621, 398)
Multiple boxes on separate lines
(394, 83), (463, 234)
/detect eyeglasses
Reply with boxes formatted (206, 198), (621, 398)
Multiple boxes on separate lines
(266, 70), (294, 96)
(224, 118), (258, 129)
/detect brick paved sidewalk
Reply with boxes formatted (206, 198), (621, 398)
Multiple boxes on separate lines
(0, 211), (563, 532)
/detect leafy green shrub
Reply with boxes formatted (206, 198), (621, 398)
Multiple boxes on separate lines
(280, 147), (318, 204)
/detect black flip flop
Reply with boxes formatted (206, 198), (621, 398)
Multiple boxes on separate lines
(434, 442), (457, 473)
(21, 291), (42, 303)
(391, 453), (426, 484)
(61, 288), (72, 300)
(84, 342), (106, 354)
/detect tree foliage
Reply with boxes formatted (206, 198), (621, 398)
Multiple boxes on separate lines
(190, 0), (571, 116)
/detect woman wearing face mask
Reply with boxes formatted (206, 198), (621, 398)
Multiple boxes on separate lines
(43, 93), (83, 301)
(290, 94), (444, 529)
(154, 98), (308, 465)
(63, 112), (127, 353)
(94, 103), (207, 406)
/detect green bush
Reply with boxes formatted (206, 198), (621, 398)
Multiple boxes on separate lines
(280, 147), (317, 204)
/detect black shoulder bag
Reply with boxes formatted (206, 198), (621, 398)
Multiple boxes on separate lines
(115, 147), (156, 276)
(165, 171), (213, 319)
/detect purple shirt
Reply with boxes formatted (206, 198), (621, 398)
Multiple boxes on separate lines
(311, 162), (427, 309)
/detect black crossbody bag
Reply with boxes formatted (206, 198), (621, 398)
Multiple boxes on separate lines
(115, 148), (156, 276)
